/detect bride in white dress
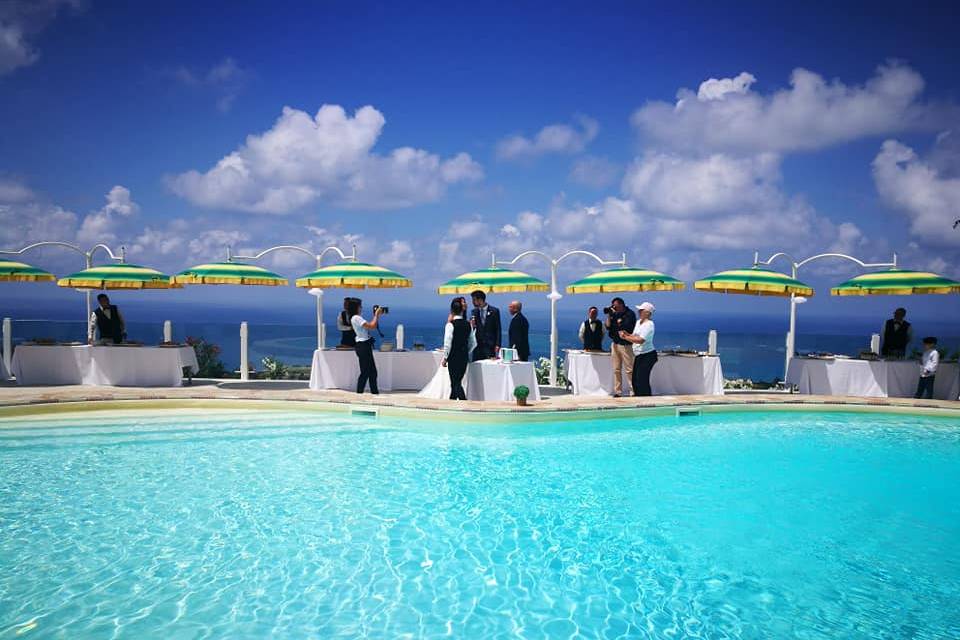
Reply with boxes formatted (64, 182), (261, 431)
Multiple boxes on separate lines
(417, 297), (475, 399)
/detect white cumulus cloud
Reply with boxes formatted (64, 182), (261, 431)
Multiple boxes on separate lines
(622, 152), (781, 217)
(168, 104), (483, 214)
(633, 63), (943, 153)
(872, 138), (960, 246)
(497, 116), (599, 160)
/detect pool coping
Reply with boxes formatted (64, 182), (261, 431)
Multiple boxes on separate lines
(0, 383), (958, 422)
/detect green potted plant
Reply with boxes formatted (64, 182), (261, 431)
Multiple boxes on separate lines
(513, 385), (530, 407)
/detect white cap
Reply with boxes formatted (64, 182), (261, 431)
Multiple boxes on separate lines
(636, 301), (656, 314)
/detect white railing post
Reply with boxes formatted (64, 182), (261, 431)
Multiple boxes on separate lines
(870, 333), (881, 355)
(2, 317), (11, 377)
(396, 324), (405, 351)
(163, 320), (172, 343)
(708, 329), (718, 356)
(240, 321), (249, 381)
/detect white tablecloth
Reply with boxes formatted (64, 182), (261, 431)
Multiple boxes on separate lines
(786, 358), (960, 400)
(309, 349), (443, 392)
(11, 345), (198, 387)
(564, 350), (725, 396)
(465, 360), (541, 402)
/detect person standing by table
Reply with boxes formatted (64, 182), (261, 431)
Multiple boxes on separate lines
(605, 297), (636, 397)
(507, 300), (530, 361)
(88, 293), (126, 344)
(620, 301), (657, 397)
(442, 298), (477, 400)
(347, 297), (383, 394)
(470, 290), (501, 361)
(578, 306), (604, 351)
(336, 297), (357, 347)
(880, 307), (912, 358)
(915, 336), (939, 399)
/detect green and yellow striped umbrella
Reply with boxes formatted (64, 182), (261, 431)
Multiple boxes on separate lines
(57, 263), (177, 289)
(831, 269), (960, 296)
(295, 261), (411, 289)
(695, 267), (814, 297)
(566, 266), (685, 294)
(437, 266), (548, 294)
(0, 259), (55, 282)
(174, 261), (288, 286)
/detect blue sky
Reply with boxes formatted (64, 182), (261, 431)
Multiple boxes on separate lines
(2, 0), (959, 332)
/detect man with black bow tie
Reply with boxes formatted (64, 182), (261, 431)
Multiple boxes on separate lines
(470, 289), (501, 361)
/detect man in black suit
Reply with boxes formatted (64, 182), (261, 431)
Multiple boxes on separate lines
(507, 300), (530, 361)
(470, 289), (501, 360)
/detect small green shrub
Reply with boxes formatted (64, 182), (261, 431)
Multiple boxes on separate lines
(186, 336), (226, 378)
(513, 385), (530, 399)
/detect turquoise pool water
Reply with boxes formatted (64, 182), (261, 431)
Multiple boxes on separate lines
(1, 408), (958, 638)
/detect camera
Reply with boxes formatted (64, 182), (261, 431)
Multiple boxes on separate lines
(602, 306), (613, 315)
(373, 305), (389, 314)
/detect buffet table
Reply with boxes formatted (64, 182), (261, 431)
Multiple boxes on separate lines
(309, 349), (443, 392)
(11, 344), (199, 387)
(786, 357), (960, 400)
(564, 350), (725, 396)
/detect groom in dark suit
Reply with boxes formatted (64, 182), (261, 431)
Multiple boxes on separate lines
(470, 290), (501, 361)
(507, 300), (530, 361)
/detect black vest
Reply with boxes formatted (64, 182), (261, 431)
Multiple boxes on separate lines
(339, 311), (356, 346)
(882, 319), (910, 354)
(449, 317), (470, 361)
(94, 305), (123, 343)
(582, 319), (604, 350)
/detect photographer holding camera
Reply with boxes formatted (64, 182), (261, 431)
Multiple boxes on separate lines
(604, 297), (636, 397)
(347, 298), (384, 394)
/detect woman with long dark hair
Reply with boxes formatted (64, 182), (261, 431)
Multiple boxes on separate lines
(347, 298), (383, 394)
(442, 297), (476, 400)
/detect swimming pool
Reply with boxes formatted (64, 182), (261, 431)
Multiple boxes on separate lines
(1, 405), (958, 638)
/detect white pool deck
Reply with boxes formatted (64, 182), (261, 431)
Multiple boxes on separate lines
(0, 379), (957, 417)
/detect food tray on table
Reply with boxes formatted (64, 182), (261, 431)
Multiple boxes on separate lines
(659, 349), (701, 357)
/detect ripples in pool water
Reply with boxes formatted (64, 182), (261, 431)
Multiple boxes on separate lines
(1, 409), (959, 638)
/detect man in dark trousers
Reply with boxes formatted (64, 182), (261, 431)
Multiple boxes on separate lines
(507, 300), (530, 361)
(880, 307), (912, 358)
(470, 289), (501, 360)
(88, 293), (126, 344)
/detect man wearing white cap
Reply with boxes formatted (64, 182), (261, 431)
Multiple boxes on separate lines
(620, 301), (657, 396)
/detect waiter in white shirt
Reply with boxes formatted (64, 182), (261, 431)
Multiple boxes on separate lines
(88, 293), (126, 344)
(347, 297), (383, 394)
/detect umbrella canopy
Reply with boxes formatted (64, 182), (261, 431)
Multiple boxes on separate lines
(437, 266), (548, 294)
(173, 261), (288, 286)
(694, 267), (814, 297)
(566, 266), (685, 294)
(0, 259), (56, 282)
(57, 263), (177, 289)
(831, 268), (960, 296)
(295, 261), (412, 289)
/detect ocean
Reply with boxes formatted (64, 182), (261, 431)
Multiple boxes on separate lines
(9, 308), (959, 381)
